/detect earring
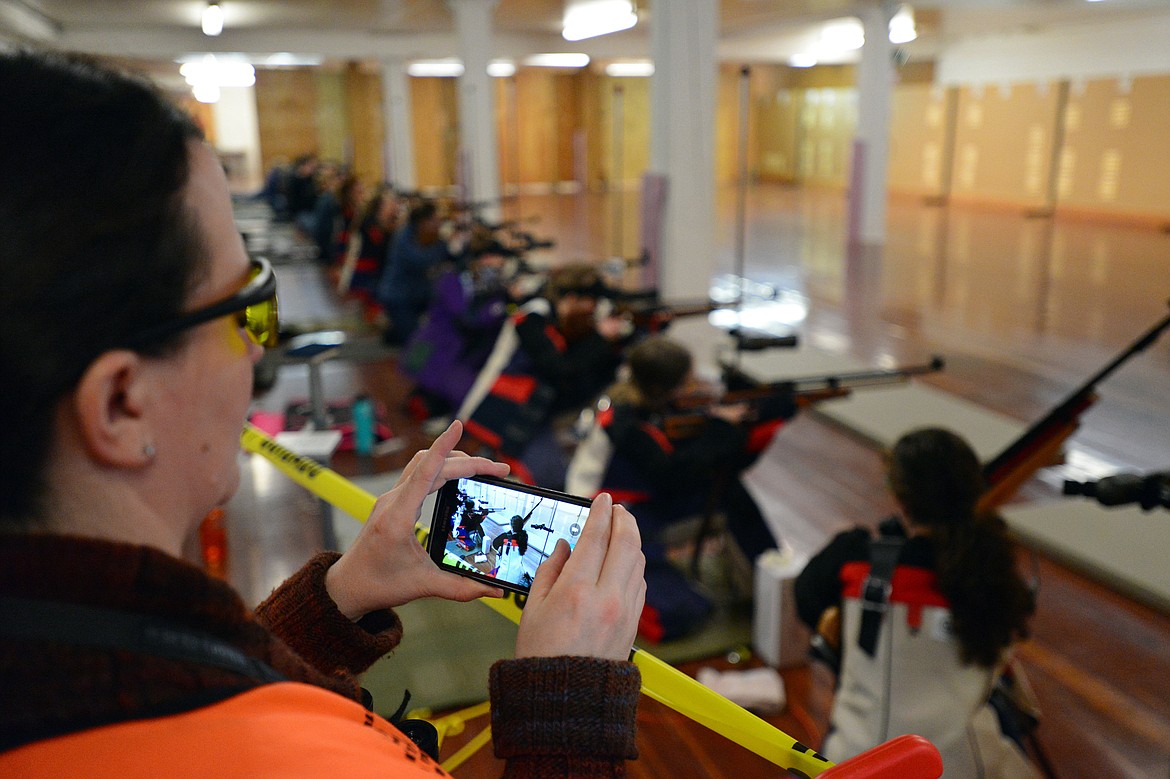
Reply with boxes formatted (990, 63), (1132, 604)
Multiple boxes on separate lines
(142, 443), (157, 460)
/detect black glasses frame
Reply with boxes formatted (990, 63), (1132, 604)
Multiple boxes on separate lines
(126, 256), (278, 349)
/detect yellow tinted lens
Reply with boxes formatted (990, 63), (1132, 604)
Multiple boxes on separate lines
(241, 296), (279, 347)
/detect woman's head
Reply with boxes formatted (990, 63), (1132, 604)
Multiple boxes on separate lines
(0, 50), (258, 535)
(886, 427), (985, 528)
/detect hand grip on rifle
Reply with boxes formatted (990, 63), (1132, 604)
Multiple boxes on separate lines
(1062, 471), (1170, 511)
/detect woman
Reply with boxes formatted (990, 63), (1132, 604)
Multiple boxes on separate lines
(794, 427), (1037, 777)
(0, 49), (645, 777)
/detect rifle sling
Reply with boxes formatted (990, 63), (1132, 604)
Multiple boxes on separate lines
(857, 527), (906, 657)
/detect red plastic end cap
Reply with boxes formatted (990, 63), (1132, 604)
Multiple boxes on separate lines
(812, 735), (943, 779)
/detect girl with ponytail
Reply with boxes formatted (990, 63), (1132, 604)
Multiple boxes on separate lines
(795, 427), (1039, 777)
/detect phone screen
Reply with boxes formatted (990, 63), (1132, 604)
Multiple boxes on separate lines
(429, 475), (592, 594)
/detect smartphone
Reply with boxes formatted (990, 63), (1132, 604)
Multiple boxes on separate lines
(428, 475), (593, 594)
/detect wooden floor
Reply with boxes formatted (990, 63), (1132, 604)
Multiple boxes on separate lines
(228, 186), (1170, 778)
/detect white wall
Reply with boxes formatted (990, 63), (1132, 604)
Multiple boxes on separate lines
(937, 12), (1170, 87)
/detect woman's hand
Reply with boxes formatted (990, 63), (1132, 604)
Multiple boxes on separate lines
(514, 493), (646, 662)
(324, 420), (511, 620)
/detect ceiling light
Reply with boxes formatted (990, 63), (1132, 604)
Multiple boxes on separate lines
(820, 19), (864, 52)
(488, 60), (516, 78)
(264, 53), (323, 68)
(524, 53), (590, 68)
(201, 2), (224, 37)
(788, 53), (817, 68)
(888, 5), (917, 44)
(563, 0), (637, 42)
(605, 61), (654, 77)
(192, 82), (221, 104)
(178, 54), (253, 104)
(407, 59), (465, 78)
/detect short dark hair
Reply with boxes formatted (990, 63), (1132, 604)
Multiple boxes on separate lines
(408, 201), (438, 227)
(0, 49), (205, 526)
(627, 336), (692, 407)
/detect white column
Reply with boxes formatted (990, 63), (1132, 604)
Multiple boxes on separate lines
(847, 3), (896, 246)
(380, 58), (416, 190)
(649, 0), (718, 300)
(448, 0), (501, 219)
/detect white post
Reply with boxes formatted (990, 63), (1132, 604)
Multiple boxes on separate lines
(448, 0), (501, 221)
(649, 0), (718, 300)
(380, 58), (416, 190)
(847, 3), (895, 247)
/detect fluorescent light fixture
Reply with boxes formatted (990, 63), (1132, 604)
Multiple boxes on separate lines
(820, 19), (864, 52)
(264, 52), (323, 68)
(488, 60), (516, 78)
(605, 60), (654, 77)
(201, 2), (223, 37)
(788, 53), (817, 68)
(563, 0), (637, 42)
(524, 52), (590, 68)
(192, 82), (221, 103)
(408, 59), (465, 77)
(888, 5), (917, 44)
(179, 55), (255, 88)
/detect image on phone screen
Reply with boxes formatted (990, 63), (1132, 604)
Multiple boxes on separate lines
(431, 476), (591, 593)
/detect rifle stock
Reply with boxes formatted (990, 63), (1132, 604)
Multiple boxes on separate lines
(979, 300), (1170, 511)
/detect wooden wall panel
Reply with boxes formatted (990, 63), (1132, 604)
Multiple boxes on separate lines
(715, 64), (737, 186)
(1057, 74), (1170, 222)
(254, 68), (318, 175)
(555, 74), (584, 183)
(949, 81), (1062, 210)
(313, 69), (350, 165)
(749, 65), (800, 184)
(887, 83), (954, 198)
(410, 77), (459, 190)
(583, 74), (650, 190)
(795, 87), (856, 187)
(514, 70), (560, 185)
(344, 64), (386, 187)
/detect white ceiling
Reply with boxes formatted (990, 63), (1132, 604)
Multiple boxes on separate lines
(5, 0), (1170, 70)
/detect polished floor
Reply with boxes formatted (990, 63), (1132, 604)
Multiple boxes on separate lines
(224, 185), (1170, 778)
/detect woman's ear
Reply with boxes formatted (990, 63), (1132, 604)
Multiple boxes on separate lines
(71, 350), (157, 468)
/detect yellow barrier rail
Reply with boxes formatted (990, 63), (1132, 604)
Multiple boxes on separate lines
(240, 423), (834, 776)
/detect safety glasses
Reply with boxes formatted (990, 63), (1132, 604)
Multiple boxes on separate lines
(129, 257), (279, 349)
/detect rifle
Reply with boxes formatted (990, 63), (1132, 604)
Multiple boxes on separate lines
(606, 291), (745, 334)
(978, 300), (1170, 511)
(665, 356), (946, 440)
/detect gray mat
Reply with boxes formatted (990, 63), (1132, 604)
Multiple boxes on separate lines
(1004, 499), (1170, 613)
(816, 383), (1024, 462)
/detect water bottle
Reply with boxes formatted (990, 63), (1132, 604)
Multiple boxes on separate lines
(352, 394), (376, 457)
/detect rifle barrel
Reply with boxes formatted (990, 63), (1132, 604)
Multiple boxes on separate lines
(754, 355), (945, 393)
(982, 302), (1170, 485)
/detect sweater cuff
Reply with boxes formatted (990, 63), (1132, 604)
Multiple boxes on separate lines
(255, 552), (402, 675)
(490, 657), (639, 762)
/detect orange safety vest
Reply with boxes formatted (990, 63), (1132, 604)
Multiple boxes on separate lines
(0, 682), (450, 778)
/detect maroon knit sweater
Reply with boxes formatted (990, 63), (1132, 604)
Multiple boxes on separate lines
(0, 534), (640, 776)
